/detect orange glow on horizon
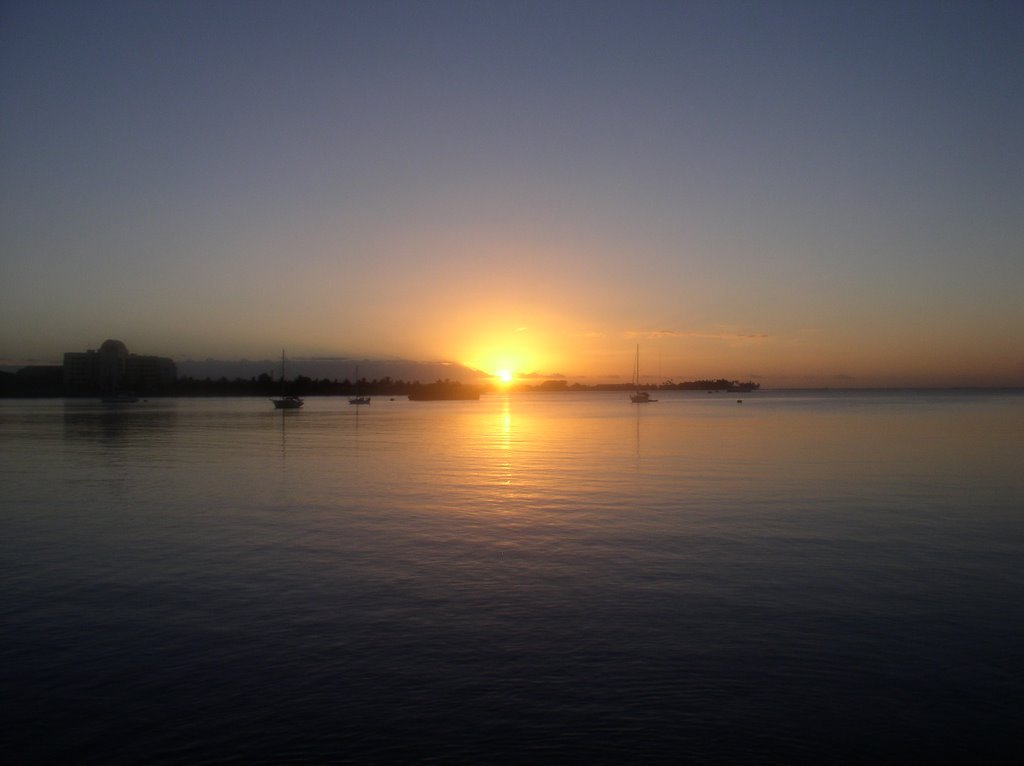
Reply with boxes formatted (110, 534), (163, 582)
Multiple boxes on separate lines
(458, 321), (557, 383)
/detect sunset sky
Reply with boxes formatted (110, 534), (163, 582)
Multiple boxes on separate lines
(2, 1), (1022, 386)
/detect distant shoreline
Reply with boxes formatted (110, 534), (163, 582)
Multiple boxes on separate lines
(2, 383), (1023, 400)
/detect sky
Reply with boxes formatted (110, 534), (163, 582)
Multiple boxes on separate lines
(2, 0), (1022, 387)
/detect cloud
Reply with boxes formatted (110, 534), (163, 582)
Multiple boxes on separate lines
(627, 329), (771, 343)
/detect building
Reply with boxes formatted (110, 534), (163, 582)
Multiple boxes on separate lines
(63, 339), (176, 395)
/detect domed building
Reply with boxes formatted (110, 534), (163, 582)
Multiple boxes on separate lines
(63, 339), (176, 396)
(98, 339), (129, 356)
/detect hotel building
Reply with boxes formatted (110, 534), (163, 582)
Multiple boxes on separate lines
(63, 339), (176, 395)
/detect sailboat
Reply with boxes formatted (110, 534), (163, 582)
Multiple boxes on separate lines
(630, 344), (657, 403)
(349, 365), (370, 405)
(271, 350), (304, 409)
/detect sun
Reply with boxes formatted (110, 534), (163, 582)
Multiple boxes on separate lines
(495, 369), (514, 384)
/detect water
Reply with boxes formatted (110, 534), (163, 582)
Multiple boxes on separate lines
(2, 391), (1023, 763)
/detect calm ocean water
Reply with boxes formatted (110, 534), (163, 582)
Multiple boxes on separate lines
(2, 391), (1023, 763)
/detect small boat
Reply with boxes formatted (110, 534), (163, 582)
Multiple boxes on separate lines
(271, 350), (304, 409)
(408, 382), (481, 401)
(630, 344), (657, 403)
(101, 391), (139, 404)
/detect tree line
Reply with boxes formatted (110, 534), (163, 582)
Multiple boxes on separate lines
(1, 369), (759, 398)
(176, 374), (439, 397)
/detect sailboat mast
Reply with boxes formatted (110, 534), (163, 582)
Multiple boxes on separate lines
(271, 349), (304, 408)
(629, 344), (656, 403)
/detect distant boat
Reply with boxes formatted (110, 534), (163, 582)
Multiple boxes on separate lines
(630, 344), (657, 404)
(408, 382), (481, 401)
(101, 391), (139, 404)
(271, 350), (304, 409)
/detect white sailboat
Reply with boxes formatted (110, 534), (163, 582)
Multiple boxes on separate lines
(630, 344), (657, 403)
(271, 350), (304, 409)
